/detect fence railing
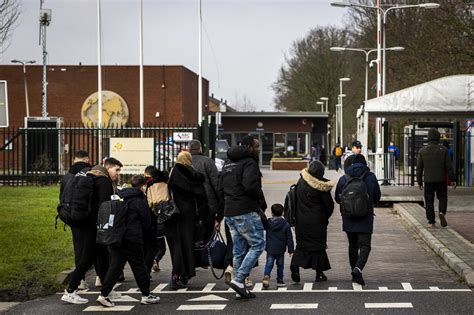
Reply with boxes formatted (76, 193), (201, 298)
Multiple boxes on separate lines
(0, 124), (200, 185)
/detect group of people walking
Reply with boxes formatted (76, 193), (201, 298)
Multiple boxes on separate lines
(59, 127), (454, 306)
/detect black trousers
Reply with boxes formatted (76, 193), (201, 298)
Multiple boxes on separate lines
(68, 225), (97, 292)
(144, 235), (166, 272)
(346, 232), (372, 271)
(424, 182), (448, 224)
(101, 240), (150, 297)
(95, 243), (110, 283)
(155, 237), (167, 262)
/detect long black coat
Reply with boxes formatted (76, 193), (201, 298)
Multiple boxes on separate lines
(295, 169), (335, 252)
(166, 163), (210, 278)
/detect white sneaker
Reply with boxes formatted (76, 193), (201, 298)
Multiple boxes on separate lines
(78, 279), (89, 290)
(108, 290), (122, 300)
(141, 294), (160, 305)
(61, 290), (88, 304)
(97, 295), (114, 307)
(95, 276), (102, 287)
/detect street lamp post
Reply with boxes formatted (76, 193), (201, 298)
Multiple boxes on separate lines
(316, 101), (324, 112)
(320, 97), (329, 112)
(330, 46), (404, 101)
(339, 78), (350, 147)
(11, 59), (36, 118)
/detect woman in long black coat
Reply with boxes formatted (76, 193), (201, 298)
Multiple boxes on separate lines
(290, 161), (335, 282)
(166, 151), (210, 289)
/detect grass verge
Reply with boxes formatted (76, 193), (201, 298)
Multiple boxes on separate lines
(0, 186), (73, 301)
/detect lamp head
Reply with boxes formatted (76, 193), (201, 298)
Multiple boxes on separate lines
(340, 77), (351, 82)
(330, 47), (345, 51)
(389, 46), (405, 51)
(420, 3), (440, 9)
(330, 2), (350, 7)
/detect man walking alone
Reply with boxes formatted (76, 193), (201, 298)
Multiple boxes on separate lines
(417, 128), (456, 228)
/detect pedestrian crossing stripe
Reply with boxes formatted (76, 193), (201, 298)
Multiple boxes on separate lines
(365, 303), (413, 309)
(60, 282), (471, 295)
(83, 305), (135, 312)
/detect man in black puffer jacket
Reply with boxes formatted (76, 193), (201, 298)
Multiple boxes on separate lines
(417, 128), (456, 228)
(218, 135), (266, 299)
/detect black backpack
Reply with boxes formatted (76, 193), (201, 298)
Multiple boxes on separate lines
(340, 172), (370, 218)
(96, 199), (129, 247)
(284, 184), (297, 226)
(56, 171), (95, 228)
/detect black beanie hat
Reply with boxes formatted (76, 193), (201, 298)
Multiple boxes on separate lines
(344, 154), (356, 170)
(352, 154), (367, 166)
(308, 160), (325, 179)
(428, 128), (440, 142)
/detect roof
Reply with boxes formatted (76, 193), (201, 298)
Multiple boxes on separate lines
(220, 111), (329, 118)
(364, 75), (474, 114)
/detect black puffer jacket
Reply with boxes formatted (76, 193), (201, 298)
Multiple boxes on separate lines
(191, 153), (219, 218)
(218, 146), (266, 218)
(118, 187), (151, 245)
(295, 169), (334, 252)
(416, 142), (455, 185)
(59, 161), (91, 201)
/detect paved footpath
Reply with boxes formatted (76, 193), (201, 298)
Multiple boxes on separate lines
(7, 170), (474, 314)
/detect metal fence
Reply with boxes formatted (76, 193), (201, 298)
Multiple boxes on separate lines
(0, 124), (201, 185)
(383, 124), (473, 187)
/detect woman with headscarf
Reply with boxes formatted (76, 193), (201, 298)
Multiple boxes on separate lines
(165, 151), (210, 289)
(290, 161), (335, 283)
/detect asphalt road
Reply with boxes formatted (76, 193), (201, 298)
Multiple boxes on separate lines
(8, 170), (474, 314)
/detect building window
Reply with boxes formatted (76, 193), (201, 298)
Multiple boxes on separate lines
(0, 81), (8, 127)
(274, 133), (286, 156)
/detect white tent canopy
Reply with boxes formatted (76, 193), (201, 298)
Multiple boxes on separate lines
(364, 75), (474, 114)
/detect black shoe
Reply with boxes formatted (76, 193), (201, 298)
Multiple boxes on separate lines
(351, 268), (365, 286)
(229, 280), (255, 299)
(169, 278), (186, 290)
(439, 213), (447, 227)
(180, 275), (189, 285)
(315, 272), (328, 282)
(290, 265), (300, 283)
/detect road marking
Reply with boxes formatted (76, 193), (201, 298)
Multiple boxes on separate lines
(277, 287), (287, 291)
(152, 283), (168, 292)
(110, 295), (139, 302)
(202, 283), (216, 292)
(328, 287), (338, 291)
(83, 305), (135, 312)
(187, 294), (228, 302)
(303, 283), (313, 291)
(177, 304), (226, 311)
(352, 283), (363, 291)
(270, 303), (318, 309)
(379, 287), (389, 291)
(365, 303), (413, 309)
(177, 288), (188, 292)
(430, 286), (440, 291)
(124, 288), (140, 294)
(402, 283), (413, 290)
(253, 283), (263, 292)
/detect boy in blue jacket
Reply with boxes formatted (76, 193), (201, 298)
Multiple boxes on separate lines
(262, 204), (294, 288)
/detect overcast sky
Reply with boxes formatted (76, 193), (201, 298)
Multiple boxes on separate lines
(1, 0), (347, 111)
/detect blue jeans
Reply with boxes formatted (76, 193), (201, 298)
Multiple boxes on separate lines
(264, 253), (284, 280)
(225, 212), (265, 283)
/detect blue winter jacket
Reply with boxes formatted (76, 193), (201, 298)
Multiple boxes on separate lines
(265, 217), (294, 256)
(335, 163), (381, 233)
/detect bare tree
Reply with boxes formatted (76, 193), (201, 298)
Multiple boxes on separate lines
(0, 0), (20, 51)
(233, 93), (257, 112)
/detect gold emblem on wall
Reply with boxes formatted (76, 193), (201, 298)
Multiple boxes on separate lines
(81, 91), (129, 128)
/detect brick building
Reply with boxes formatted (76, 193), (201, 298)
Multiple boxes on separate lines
(1, 65), (209, 127)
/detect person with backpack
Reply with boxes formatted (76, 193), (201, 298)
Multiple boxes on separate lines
(60, 157), (123, 305)
(335, 154), (381, 286)
(96, 175), (160, 307)
(417, 128), (456, 228)
(289, 161), (334, 283)
(262, 204), (294, 288)
(59, 150), (92, 291)
(333, 143), (343, 173)
(144, 165), (169, 274)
